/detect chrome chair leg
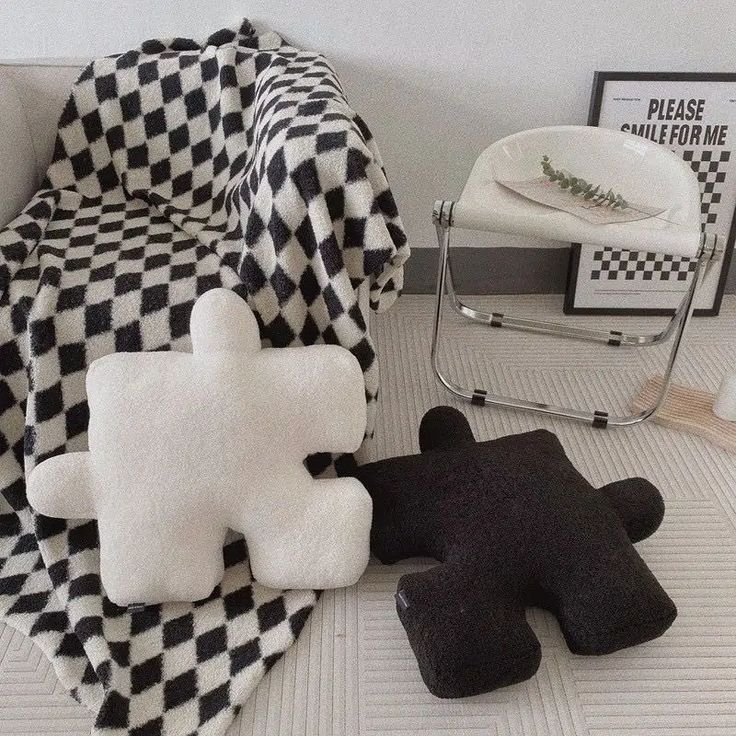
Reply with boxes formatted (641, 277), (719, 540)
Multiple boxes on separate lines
(445, 264), (686, 347)
(430, 205), (720, 428)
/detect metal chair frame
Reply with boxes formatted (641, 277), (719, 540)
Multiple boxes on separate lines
(431, 199), (723, 428)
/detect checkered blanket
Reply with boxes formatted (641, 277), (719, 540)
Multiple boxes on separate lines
(0, 20), (408, 735)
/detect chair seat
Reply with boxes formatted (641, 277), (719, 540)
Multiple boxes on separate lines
(452, 126), (702, 258)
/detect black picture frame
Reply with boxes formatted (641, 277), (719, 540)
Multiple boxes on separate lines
(564, 71), (736, 316)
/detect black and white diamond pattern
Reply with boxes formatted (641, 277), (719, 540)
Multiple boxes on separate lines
(1, 18), (407, 735)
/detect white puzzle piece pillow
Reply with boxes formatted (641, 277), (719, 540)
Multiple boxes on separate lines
(27, 288), (371, 606)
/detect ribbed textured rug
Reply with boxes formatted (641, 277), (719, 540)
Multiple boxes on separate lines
(2, 294), (735, 735)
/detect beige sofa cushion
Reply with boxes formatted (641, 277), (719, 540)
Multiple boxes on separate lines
(0, 69), (37, 227)
(2, 63), (84, 180)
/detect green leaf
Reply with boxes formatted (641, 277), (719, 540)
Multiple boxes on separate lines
(540, 155), (629, 211)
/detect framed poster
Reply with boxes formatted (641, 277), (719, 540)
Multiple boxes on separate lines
(565, 72), (736, 316)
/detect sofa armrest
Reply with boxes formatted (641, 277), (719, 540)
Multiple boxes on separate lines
(0, 69), (38, 229)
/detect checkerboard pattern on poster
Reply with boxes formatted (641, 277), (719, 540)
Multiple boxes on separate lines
(685, 148), (730, 229)
(0, 19), (408, 735)
(590, 148), (729, 282)
(590, 249), (698, 282)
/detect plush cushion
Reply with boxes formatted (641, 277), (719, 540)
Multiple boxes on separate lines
(356, 406), (677, 698)
(28, 288), (372, 605)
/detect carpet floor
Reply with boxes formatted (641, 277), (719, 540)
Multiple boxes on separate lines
(2, 293), (735, 736)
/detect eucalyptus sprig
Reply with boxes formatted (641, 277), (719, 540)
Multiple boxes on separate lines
(541, 155), (628, 209)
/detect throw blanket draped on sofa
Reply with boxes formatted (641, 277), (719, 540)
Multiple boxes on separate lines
(0, 20), (408, 735)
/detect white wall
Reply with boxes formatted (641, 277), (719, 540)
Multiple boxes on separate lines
(1, 0), (735, 253)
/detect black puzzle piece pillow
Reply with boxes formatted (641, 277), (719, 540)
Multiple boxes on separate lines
(355, 406), (677, 698)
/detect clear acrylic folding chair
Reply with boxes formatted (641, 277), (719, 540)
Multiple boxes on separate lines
(431, 125), (722, 428)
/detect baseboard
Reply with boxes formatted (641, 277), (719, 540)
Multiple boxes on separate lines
(402, 246), (572, 294)
(403, 246), (736, 296)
